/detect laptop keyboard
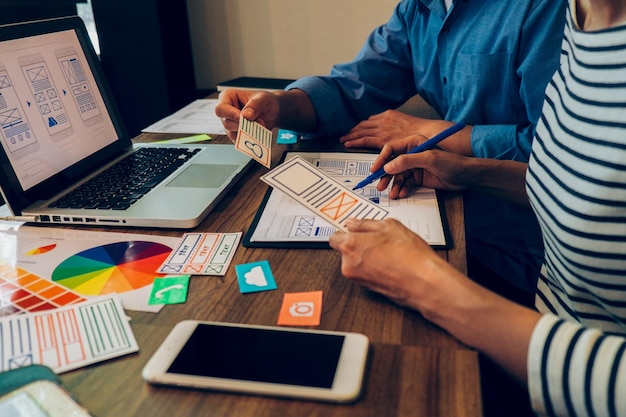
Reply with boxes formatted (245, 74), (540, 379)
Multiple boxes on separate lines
(49, 147), (201, 211)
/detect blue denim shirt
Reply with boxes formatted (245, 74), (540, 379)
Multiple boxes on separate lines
(288, 0), (567, 292)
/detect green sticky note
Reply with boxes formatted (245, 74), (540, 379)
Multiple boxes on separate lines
(148, 275), (190, 305)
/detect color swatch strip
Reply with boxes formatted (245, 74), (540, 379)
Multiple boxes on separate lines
(0, 259), (87, 317)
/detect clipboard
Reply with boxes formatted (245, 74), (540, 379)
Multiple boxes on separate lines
(243, 152), (452, 250)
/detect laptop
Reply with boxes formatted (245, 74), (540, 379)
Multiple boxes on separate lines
(0, 16), (252, 229)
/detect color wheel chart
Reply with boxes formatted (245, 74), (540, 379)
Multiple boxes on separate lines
(51, 241), (172, 296)
(0, 226), (181, 313)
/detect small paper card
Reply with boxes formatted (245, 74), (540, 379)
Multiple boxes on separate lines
(276, 129), (298, 144)
(235, 116), (273, 168)
(277, 290), (323, 327)
(235, 260), (277, 293)
(148, 275), (190, 305)
(261, 156), (389, 231)
(157, 232), (241, 275)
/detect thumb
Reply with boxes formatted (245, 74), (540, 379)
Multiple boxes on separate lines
(241, 93), (274, 121)
(241, 105), (259, 121)
(328, 230), (347, 249)
(345, 218), (387, 232)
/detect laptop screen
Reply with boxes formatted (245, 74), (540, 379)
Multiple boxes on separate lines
(0, 17), (131, 215)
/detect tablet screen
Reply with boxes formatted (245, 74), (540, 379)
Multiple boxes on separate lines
(167, 323), (345, 388)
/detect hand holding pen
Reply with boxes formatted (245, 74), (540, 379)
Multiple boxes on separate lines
(352, 122), (466, 190)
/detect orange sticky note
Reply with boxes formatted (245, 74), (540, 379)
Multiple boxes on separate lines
(277, 291), (323, 327)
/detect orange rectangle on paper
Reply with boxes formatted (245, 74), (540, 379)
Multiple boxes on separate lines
(189, 234), (218, 264)
(26, 278), (54, 293)
(16, 274), (38, 286)
(52, 292), (84, 305)
(40, 285), (65, 299)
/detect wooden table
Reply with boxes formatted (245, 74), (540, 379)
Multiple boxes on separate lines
(59, 133), (482, 417)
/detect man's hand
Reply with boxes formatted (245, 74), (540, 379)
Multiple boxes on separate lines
(340, 110), (452, 150)
(215, 90), (280, 141)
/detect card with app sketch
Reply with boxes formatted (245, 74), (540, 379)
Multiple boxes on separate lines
(235, 116), (273, 168)
(260, 155), (388, 231)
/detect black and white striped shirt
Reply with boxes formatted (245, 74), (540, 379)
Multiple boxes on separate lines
(526, 4), (626, 416)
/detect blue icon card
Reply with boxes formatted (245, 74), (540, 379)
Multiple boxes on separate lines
(276, 129), (299, 144)
(235, 260), (277, 293)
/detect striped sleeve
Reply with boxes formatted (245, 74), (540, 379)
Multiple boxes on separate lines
(528, 314), (626, 417)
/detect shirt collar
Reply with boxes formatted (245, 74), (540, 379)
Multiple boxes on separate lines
(419, 0), (449, 19)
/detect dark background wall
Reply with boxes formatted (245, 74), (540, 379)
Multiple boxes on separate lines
(90, 0), (203, 136)
(0, 0), (202, 136)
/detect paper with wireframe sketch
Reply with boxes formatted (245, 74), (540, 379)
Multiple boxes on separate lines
(260, 155), (388, 231)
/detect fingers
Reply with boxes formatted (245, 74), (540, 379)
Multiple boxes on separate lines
(340, 118), (392, 150)
(328, 222), (380, 251)
(329, 219), (393, 251)
(328, 230), (347, 250)
(370, 142), (398, 172)
(216, 90), (280, 140)
(376, 174), (393, 192)
(371, 135), (427, 172)
(384, 151), (431, 175)
(216, 90), (247, 140)
(339, 119), (377, 143)
(345, 217), (400, 232)
(342, 137), (386, 149)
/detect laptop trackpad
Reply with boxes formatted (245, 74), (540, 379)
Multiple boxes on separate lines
(166, 163), (240, 188)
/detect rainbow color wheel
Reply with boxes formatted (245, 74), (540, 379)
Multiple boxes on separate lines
(51, 241), (172, 295)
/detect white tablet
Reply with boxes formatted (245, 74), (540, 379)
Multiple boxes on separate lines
(142, 320), (370, 403)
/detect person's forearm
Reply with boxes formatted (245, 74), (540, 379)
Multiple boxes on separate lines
(436, 123), (474, 156)
(275, 89), (319, 133)
(416, 261), (540, 383)
(461, 158), (530, 206)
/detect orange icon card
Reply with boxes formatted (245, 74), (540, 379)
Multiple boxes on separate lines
(277, 290), (322, 327)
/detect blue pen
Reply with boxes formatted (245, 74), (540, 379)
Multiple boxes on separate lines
(352, 122), (466, 190)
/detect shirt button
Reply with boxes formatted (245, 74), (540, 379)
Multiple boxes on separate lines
(443, 76), (448, 85)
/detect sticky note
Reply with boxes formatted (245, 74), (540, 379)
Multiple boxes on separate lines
(277, 290), (323, 326)
(235, 260), (277, 293)
(276, 129), (299, 144)
(148, 275), (190, 305)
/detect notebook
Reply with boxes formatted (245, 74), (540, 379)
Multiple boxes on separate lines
(0, 16), (252, 228)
